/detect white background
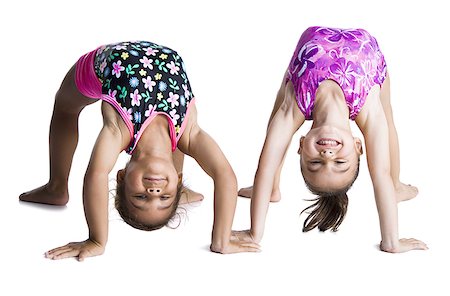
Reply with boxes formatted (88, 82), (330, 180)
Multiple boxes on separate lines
(1, 0), (449, 295)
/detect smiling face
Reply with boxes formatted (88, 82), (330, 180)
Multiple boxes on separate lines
(299, 126), (362, 192)
(119, 157), (181, 227)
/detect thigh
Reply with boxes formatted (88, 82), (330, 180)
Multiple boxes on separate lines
(379, 72), (396, 127)
(54, 64), (98, 114)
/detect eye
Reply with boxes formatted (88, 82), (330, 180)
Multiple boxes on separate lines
(335, 160), (346, 164)
(310, 160), (321, 165)
(134, 195), (147, 200)
(160, 195), (171, 201)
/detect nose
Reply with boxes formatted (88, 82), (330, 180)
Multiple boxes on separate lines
(320, 149), (334, 158)
(146, 187), (162, 194)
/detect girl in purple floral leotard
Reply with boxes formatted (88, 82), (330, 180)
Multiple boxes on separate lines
(287, 26), (387, 120)
(19, 40), (260, 261)
(235, 26), (427, 254)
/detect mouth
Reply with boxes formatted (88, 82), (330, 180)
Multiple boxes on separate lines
(316, 138), (341, 147)
(144, 177), (166, 182)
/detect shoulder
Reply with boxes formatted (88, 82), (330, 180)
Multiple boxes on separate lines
(281, 82), (305, 123)
(177, 103), (198, 149)
(100, 102), (131, 148)
(355, 85), (384, 134)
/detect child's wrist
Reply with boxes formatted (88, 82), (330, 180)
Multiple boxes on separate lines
(250, 229), (262, 243)
(380, 239), (399, 252)
(210, 239), (228, 254)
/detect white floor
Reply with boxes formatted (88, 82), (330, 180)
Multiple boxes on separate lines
(1, 1), (449, 295)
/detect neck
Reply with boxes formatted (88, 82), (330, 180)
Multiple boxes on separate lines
(132, 116), (173, 162)
(312, 83), (351, 130)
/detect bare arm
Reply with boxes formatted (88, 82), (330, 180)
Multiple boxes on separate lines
(179, 106), (259, 254)
(250, 94), (304, 242)
(360, 105), (399, 250)
(82, 125), (123, 249)
(46, 103), (126, 260)
(357, 88), (426, 253)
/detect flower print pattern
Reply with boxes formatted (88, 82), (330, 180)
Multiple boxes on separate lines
(100, 60), (107, 73)
(112, 60), (125, 78)
(108, 89), (117, 99)
(287, 26), (387, 120)
(130, 89), (142, 106)
(144, 104), (155, 117)
(169, 109), (180, 125)
(316, 27), (364, 43)
(129, 50), (139, 57)
(182, 84), (190, 99)
(167, 61), (180, 75)
(134, 111), (142, 124)
(294, 41), (322, 78)
(94, 41), (195, 154)
(114, 44), (127, 50)
(145, 47), (158, 56)
(140, 56), (153, 69)
(167, 92), (179, 108)
(139, 69), (147, 76)
(129, 77), (139, 88)
(142, 76), (156, 91)
(329, 58), (358, 88)
(123, 107), (133, 121)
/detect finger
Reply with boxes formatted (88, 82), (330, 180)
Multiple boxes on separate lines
(45, 245), (75, 258)
(49, 249), (80, 260)
(240, 242), (261, 249)
(237, 244), (261, 253)
(233, 242), (261, 253)
(411, 240), (428, 250)
(401, 238), (428, 250)
(45, 244), (73, 255)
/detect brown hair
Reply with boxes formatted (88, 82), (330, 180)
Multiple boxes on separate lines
(114, 175), (183, 231)
(300, 158), (360, 232)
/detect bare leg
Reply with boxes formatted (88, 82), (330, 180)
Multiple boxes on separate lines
(238, 72), (289, 202)
(19, 65), (97, 205)
(172, 148), (204, 204)
(380, 73), (418, 202)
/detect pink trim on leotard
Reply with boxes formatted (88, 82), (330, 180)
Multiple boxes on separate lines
(75, 48), (102, 98)
(127, 98), (196, 154)
(75, 49), (134, 149)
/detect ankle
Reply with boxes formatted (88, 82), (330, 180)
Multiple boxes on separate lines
(47, 180), (68, 194)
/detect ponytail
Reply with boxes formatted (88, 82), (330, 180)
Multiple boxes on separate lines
(300, 158), (359, 232)
(301, 193), (348, 232)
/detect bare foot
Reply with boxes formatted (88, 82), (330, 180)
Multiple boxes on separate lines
(395, 183), (418, 202)
(238, 186), (281, 202)
(179, 187), (204, 204)
(19, 184), (69, 206)
(237, 186), (253, 198)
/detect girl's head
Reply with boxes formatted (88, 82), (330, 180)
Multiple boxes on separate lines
(298, 125), (362, 231)
(114, 158), (182, 231)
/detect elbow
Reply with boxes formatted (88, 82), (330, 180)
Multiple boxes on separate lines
(83, 170), (107, 184)
(370, 168), (391, 183)
(213, 165), (237, 189)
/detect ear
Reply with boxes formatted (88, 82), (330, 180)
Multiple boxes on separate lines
(117, 169), (126, 183)
(298, 136), (305, 155)
(354, 137), (363, 155)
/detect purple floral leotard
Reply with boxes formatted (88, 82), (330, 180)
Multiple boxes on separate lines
(287, 26), (387, 120)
